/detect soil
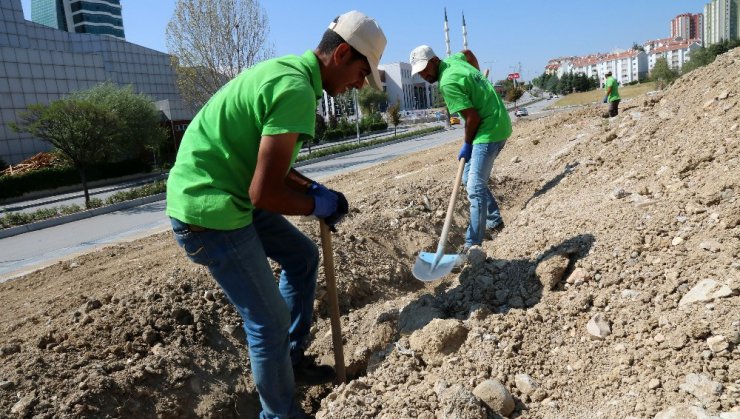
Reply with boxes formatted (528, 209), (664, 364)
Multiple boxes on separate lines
(1, 48), (738, 418)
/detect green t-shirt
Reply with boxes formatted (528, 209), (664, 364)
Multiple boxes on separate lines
(166, 50), (322, 230)
(438, 53), (512, 143)
(605, 76), (620, 102)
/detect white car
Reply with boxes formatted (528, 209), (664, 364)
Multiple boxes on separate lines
(514, 108), (528, 117)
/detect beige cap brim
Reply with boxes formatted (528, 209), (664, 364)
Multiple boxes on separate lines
(411, 59), (429, 76)
(367, 64), (382, 89)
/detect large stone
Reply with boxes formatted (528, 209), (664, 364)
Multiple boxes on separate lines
(473, 379), (515, 416)
(679, 279), (732, 306)
(679, 373), (723, 404)
(536, 254), (570, 291)
(514, 373), (539, 395)
(654, 405), (715, 419)
(408, 319), (468, 367)
(587, 313), (611, 340)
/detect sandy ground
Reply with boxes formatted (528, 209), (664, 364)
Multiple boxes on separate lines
(1, 48), (738, 418)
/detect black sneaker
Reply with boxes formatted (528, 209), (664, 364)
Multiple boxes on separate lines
(293, 357), (336, 386)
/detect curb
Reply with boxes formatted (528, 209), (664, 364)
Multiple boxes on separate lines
(0, 192), (167, 240)
(0, 171), (168, 206)
(294, 128), (447, 168)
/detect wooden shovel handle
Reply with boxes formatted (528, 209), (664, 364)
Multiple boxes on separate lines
(437, 158), (467, 252)
(319, 220), (347, 383)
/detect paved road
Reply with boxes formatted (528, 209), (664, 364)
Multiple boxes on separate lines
(0, 97), (559, 281)
(0, 128), (462, 281)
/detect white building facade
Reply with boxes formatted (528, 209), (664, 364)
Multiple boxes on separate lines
(378, 62), (433, 111)
(647, 41), (701, 72)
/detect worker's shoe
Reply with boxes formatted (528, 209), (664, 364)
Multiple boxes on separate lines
(293, 357), (336, 386)
(485, 221), (505, 239)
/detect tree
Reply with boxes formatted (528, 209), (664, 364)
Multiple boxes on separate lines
(357, 86), (388, 115)
(387, 100), (401, 137)
(10, 100), (120, 207)
(311, 113), (326, 153)
(650, 57), (679, 89)
(505, 87), (524, 105)
(70, 82), (167, 161)
(166, 0), (274, 110)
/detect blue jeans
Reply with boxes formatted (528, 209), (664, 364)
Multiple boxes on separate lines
(171, 209), (318, 419)
(462, 141), (505, 247)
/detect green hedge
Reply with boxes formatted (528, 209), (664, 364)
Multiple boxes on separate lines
(0, 159), (152, 200)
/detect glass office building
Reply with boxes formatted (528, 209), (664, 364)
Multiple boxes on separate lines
(0, 0), (191, 164)
(31, 0), (125, 40)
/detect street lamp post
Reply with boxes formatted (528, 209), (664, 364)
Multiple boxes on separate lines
(353, 88), (360, 144)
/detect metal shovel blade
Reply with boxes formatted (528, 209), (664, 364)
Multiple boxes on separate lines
(412, 251), (462, 282)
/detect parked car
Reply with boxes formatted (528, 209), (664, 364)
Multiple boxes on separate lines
(449, 113), (461, 125)
(514, 107), (528, 117)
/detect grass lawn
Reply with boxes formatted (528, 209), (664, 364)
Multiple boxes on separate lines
(549, 81), (657, 108)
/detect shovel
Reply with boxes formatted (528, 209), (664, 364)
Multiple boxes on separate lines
(412, 158), (467, 282)
(318, 220), (347, 383)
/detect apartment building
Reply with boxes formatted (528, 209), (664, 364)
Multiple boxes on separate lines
(703, 0), (740, 46)
(647, 40), (702, 71)
(671, 13), (704, 41)
(31, 0), (125, 40)
(0, 0), (191, 164)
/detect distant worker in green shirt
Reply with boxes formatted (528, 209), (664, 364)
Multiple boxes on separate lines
(166, 11), (386, 418)
(409, 45), (512, 251)
(603, 70), (621, 117)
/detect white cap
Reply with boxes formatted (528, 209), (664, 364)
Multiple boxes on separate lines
(410, 45), (437, 75)
(328, 11), (387, 89)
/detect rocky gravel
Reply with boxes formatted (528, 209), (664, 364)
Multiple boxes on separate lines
(1, 48), (738, 418)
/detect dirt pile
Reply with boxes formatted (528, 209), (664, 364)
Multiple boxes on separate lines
(1, 48), (738, 418)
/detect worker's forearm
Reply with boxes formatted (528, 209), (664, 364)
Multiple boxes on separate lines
(286, 168), (314, 193)
(464, 117), (480, 144)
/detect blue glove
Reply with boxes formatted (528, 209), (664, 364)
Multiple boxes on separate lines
(307, 182), (338, 218)
(603, 95), (608, 103)
(324, 190), (349, 230)
(458, 143), (472, 161)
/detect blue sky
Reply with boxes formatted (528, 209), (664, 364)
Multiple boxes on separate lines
(20, 0), (708, 82)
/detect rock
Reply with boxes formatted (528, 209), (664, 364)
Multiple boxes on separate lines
(408, 319), (468, 367)
(587, 313), (611, 340)
(671, 237), (684, 246)
(435, 383), (486, 418)
(467, 245), (486, 266)
(0, 343), (21, 356)
(514, 373), (539, 395)
(473, 379), (515, 416)
(536, 254), (570, 291)
(203, 290), (216, 301)
(611, 188), (630, 199)
(679, 279), (733, 306)
(511, 156), (521, 163)
(706, 335), (729, 353)
(679, 373), (723, 404)
(566, 268), (591, 285)
(621, 289), (641, 300)
(11, 393), (36, 416)
(654, 404), (715, 419)
(699, 240), (721, 252)
(648, 379), (661, 390)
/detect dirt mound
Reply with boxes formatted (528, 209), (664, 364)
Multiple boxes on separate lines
(1, 48), (738, 418)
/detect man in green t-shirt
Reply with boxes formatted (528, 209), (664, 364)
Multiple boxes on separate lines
(603, 70), (621, 117)
(409, 45), (512, 250)
(166, 11), (386, 418)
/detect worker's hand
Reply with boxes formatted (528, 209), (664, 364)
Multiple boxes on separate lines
(308, 182), (338, 218)
(324, 190), (349, 231)
(603, 95), (608, 103)
(458, 143), (472, 162)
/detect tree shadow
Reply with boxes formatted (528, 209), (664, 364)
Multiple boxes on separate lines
(398, 234), (595, 334)
(522, 162), (579, 209)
